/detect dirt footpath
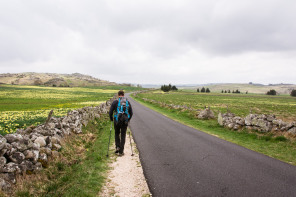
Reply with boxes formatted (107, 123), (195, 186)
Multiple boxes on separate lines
(99, 129), (151, 197)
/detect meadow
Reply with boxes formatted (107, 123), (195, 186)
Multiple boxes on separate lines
(0, 85), (141, 135)
(136, 90), (296, 121)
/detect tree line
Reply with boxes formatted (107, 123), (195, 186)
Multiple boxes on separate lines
(161, 84), (178, 92)
(197, 87), (210, 93)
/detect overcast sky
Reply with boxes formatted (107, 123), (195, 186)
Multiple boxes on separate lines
(0, 0), (295, 84)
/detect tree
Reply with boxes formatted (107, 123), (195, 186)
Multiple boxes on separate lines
(228, 90), (230, 93)
(235, 89), (240, 94)
(232, 90), (235, 93)
(206, 88), (210, 93)
(197, 88), (200, 92)
(171, 85), (178, 91)
(266, 89), (277, 95)
(201, 87), (206, 93)
(246, 91), (248, 94)
(291, 89), (296, 97)
(221, 90), (224, 93)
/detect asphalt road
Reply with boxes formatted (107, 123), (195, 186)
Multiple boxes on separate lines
(128, 96), (296, 197)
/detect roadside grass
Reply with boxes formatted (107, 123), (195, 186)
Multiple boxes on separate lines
(13, 114), (114, 197)
(133, 96), (296, 166)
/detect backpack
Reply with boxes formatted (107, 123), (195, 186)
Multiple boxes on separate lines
(114, 97), (130, 126)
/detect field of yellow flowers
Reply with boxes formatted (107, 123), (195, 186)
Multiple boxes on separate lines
(0, 85), (132, 135)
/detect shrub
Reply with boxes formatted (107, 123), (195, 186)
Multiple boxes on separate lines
(291, 89), (296, 97)
(267, 89), (277, 95)
(197, 88), (200, 92)
(206, 88), (210, 93)
(201, 87), (206, 93)
(161, 84), (178, 92)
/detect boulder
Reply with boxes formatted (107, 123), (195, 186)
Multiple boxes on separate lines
(0, 157), (6, 167)
(9, 152), (25, 164)
(34, 137), (46, 147)
(23, 150), (35, 160)
(288, 127), (296, 135)
(1, 162), (21, 174)
(197, 108), (215, 120)
(4, 134), (23, 143)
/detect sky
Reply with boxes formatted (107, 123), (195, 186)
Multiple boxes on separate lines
(0, 0), (296, 85)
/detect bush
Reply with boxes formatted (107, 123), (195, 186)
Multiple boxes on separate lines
(267, 89), (277, 95)
(206, 88), (210, 93)
(201, 87), (206, 93)
(291, 89), (296, 97)
(197, 88), (199, 92)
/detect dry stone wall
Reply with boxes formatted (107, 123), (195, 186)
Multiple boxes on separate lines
(218, 112), (296, 134)
(0, 96), (115, 192)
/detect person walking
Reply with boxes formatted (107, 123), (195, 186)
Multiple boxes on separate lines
(109, 90), (133, 156)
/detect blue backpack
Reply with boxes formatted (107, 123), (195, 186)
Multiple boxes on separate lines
(114, 97), (130, 126)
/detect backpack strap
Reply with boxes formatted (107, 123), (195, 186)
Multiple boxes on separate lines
(115, 98), (121, 122)
(126, 99), (130, 119)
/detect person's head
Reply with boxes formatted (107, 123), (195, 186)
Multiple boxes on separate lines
(118, 90), (124, 97)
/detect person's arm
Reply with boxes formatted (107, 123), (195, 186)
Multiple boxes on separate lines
(109, 101), (117, 121)
(128, 102), (133, 120)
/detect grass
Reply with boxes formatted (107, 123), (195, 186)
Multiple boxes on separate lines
(13, 114), (114, 197)
(0, 85), (143, 135)
(132, 95), (296, 166)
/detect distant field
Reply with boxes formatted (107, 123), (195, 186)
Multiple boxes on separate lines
(0, 85), (142, 135)
(136, 91), (296, 121)
(180, 83), (296, 95)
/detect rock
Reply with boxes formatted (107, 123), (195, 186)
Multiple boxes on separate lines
(0, 173), (16, 184)
(32, 142), (40, 150)
(52, 143), (62, 151)
(0, 136), (7, 150)
(1, 162), (21, 174)
(4, 134), (23, 143)
(32, 150), (40, 164)
(0, 157), (6, 167)
(51, 136), (61, 145)
(21, 160), (34, 174)
(197, 108), (215, 120)
(34, 137), (46, 147)
(0, 178), (11, 192)
(288, 127), (296, 135)
(266, 115), (276, 122)
(245, 114), (256, 126)
(40, 147), (52, 156)
(24, 150), (35, 160)
(9, 152), (25, 164)
(218, 113), (223, 126)
(38, 153), (48, 168)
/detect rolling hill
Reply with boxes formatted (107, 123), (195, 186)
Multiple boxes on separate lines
(0, 72), (117, 87)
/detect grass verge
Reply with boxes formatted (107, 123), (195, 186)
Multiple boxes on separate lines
(12, 114), (114, 197)
(132, 96), (296, 166)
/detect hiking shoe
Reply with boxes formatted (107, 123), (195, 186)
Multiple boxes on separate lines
(115, 147), (120, 154)
(119, 152), (124, 156)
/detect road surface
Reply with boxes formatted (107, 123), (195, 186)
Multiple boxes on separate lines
(128, 96), (296, 197)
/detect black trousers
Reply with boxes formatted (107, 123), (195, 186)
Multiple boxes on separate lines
(114, 123), (128, 154)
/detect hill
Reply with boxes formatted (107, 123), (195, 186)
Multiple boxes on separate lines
(0, 72), (117, 87)
(179, 83), (296, 95)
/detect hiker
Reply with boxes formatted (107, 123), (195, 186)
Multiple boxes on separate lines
(109, 90), (133, 156)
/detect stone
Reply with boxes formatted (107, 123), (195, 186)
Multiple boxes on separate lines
(38, 153), (48, 168)
(51, 136), (61, 145)
(4, 134), (23, 143)
(32, 150), (39, 164)
(34, 137), (46, 147)
(218, 113), (224, 126)
(1, 162), (21, 174)
(0, 173), (16, 184)
(9, 152), (25, 164)
(21, 160), (34, 174)
(0, 157), (6, 167)
(40, 147), (52, 156)
(32, 142), (40, 150)
(0, 136), (7, 150)
(0, 178), (11, 192)
(288, 127), (296, 135)
(52, 143), (62, 151)
(197, 108), (215, 120)
(24, 150), (35, 160)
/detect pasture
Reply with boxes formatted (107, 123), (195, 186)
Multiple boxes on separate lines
(136, 90), (296, 121)
(0, 85), (140, 135)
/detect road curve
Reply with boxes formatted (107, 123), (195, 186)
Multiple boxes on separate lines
(128, 96), (296, 197)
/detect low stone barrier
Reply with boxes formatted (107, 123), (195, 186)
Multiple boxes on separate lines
(0, 96), (115, 192)
(218, 112), (296, 134)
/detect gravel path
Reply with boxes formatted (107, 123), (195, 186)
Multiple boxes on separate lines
(99, 129), (151, 197)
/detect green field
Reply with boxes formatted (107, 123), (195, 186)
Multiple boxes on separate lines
(0, 85), (142, 135)
(136, 90), (296, 121)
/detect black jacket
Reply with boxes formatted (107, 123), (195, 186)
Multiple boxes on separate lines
(109, 98), (133, 122)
